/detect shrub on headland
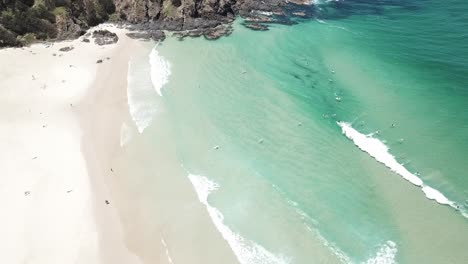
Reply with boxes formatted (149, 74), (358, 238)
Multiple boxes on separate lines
(0, 0), (116, 47)
(0, 24), (19, 47)
(0, 1), (57, 45)
(17, 32), (37, 45)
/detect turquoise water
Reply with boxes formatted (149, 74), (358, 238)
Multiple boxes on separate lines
(133, 1), (468, 263)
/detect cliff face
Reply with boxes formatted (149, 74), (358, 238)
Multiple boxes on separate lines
(0, 0), (303, 47)
(112, 0), (239, 31)
(112, 0), (236, 22)
(109, 0), (290, 31)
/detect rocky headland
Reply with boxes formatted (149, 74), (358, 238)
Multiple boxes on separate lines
(0, 0), (314, 47)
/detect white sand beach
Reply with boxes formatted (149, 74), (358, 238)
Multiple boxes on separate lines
(0, 25), (143, 264)
(0, 23), (240, 264)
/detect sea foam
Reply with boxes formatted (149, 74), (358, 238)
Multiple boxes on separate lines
(337, 122), (458, 210)
(364, 241), (397, 264)
(161, 237), (174, 264)
(189, 173), (401, 264)
(271, 183), (352, 263)
(275, 183), (399, 264)
(149, 46), (171, 97)
(120, 122), (132, 146)
(127, 59), (159, 133)
(187, 173), (289, 264)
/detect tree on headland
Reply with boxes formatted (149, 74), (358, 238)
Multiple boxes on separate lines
(0, 0), (116, 47)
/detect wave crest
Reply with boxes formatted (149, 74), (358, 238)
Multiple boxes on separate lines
(364, 241), (397, 264)
(337, 121), (459, 211)
(187, 173), (290, 264)
(149, 47), (171, 97)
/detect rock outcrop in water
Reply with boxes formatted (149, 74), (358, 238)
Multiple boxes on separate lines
(0, 0), (314, 47)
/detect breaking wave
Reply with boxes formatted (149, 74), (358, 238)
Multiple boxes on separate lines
(364, 241), (398, 264)
(187, 173), (290, 264)
(160, 237), (174, 264)
(127, 53), (159, 133)
(149, 46), (171, 97)
(337, 121), (461, 213)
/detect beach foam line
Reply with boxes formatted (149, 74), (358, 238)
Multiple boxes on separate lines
(160, 237), (174, 264)
(275, 182), (398, 264)
(337, 121), (460, 211)
(120, 122), (132, 146)
(187, 173), (289, 264)
(364, 241), (397, 264)
(271, 183), (352, 263)
(306, 222), (398, 264)
(304, 224), (352, 264)
(149, 46), (171, 97)
(127, 57), (159, 133)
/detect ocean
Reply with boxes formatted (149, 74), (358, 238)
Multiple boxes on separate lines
(124, 0), (468, 263)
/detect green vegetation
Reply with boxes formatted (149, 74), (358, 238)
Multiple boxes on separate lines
(52, 6), (66, 16)
(18, 32), (36, 45)
(0, 1), (57, 46)
(0, 24), (19, 46)
(32, 4), (56, 23)
(107, 12), (120, 23)
(162, 1), (176, 18)
(0, 0), (116, 47)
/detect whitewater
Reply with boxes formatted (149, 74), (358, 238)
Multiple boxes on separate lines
(337, 122), (463, 215)
(126, 47), (171, 133)
(188, 173), (400, 264)
(187, 173), (290, 264)
(149, 46), (171, 97)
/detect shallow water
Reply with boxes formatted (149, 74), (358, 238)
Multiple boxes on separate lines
(127, 0), (468, 262)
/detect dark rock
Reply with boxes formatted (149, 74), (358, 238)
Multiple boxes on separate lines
(126, 30), (166, 41)
(92, 30), (119, 45)
(126, 32), (150, 41)
(236, 0), (287, 17)
(0, 0), (316, 48)
(148, 30), (166, 41)
(97, 59), (103, 63)
(82, 38), (90, 43)
(59, 46), (74, 52)
(183, 18), (226, 30)
(111, 0), (310, 37)
(244, 14), (275, 23)
(204, 24), (234, 40)
(172, 23), (233, 40)
(152, 19), (185, 31)
(244, 23), (269, 31)
(55, 14), (84, 40)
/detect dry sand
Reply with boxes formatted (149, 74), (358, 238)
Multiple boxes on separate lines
(0, 24), (143, 264)
(0, 23), (240, 264)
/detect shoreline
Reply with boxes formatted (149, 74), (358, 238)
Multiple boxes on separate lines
(0, 22), (241, 263)
(1, 0), (316, 48)
(0, 24), (149, 263)
(76, 26), (145, 264)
